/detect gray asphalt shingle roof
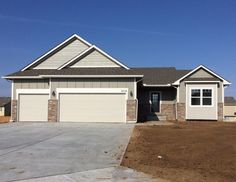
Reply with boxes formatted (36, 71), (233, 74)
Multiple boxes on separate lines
(225, 97), (236, 106)
(6, 67), (191, 85)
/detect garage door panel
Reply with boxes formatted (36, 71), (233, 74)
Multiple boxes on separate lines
(59, 93), (126, 122)
(19, 94), (48, 122)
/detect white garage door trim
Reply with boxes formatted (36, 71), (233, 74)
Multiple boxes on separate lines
(16, 89), (50, 122)
(56, 88), (128, 99)
(57, 88), (128, 123)
(16, 89), (50, 99)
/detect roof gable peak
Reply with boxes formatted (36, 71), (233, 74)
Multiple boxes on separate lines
(21, 34), (92, 71)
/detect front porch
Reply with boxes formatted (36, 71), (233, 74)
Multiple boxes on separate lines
(137, 86), (177, 122)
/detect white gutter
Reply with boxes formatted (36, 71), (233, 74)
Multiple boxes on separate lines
(2, 76), (42, 79)
(3, 75), (144, 79)
(40, 75), (144, 78)
(143, 84), (171, 87)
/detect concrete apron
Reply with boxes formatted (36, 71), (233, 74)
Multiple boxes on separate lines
(17, 166), (168, 182)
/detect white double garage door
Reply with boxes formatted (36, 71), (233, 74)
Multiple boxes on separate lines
(18, 89), (127, 123)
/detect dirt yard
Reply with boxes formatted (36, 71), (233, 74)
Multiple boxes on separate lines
(0, 116), (10, 124)
(121, 122), (236, 182)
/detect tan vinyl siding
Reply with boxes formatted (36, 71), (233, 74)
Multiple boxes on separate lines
(51, 78), (134, 99)
(34, 39), (89, 69)
(179, 81), (186, 103)
(71, 50), (120, 67)
(190, 68), (214, 78)
(13, 79), (49, 99)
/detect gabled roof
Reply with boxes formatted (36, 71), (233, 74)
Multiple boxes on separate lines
(0, 97), (11, 107)
(173, 65), (231, 85)
(58, 45), (129, 70)
(21, 34), (129, 71)
(21, 34), (92, 71)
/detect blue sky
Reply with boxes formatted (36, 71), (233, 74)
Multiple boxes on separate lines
(0, 0), (235, 97)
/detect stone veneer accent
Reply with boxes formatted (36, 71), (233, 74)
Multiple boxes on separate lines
(126, 100), (137, 122)
(161, 104), (176, 120)
(218, 103), (224, 121)
(48, 99), (58, 122)
(11, 100), (17, 122)
(177, 103), (185, 121)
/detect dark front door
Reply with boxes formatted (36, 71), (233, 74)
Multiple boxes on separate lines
(150, 92), (160, 113)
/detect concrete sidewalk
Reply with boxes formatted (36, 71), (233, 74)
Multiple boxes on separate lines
(17, 166), (168, 182)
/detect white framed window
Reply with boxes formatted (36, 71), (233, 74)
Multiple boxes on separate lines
(190, 88), (213, 107)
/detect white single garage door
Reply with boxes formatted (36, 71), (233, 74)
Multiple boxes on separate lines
(19, 94), (48, 122)
(59, 93), (126, 122)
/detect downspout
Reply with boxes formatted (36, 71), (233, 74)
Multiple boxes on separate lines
(172, 85), (178, 121)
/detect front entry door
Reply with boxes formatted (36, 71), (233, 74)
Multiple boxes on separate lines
(150, 92), (160, 113)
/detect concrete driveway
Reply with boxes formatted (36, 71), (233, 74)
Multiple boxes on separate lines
(0, 122), (133, 182)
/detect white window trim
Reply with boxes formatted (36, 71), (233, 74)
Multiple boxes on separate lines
(189, 87), (214, 108)
(149, 91), (162, 113)
(16, 89), (50, 100)
(56, 88), (128, 100)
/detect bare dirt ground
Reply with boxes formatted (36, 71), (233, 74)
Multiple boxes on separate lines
(0, 116), (10, 124)
(121, 122), (236, 182)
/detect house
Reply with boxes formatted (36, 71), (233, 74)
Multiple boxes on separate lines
(4, 34), (231, 123)
(224, 96), (236, 121)
(0, 97), (11, 116)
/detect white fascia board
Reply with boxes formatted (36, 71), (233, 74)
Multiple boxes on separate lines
(16, 89), (50, 99)
(41, 75), (144, 78)
(21, 34), (92, 71)
(3, 76), (42, 79)
(56, 88), (128, 100)
(92, 45), (130, 70)
(143, 84), (171, 87)
(70, 65), (120, 68)
(173, 65), (231, 85)
(73, 34), (92, 47)
(184, 81), (221, 83)
(3, 75), (144, 79)
(57, 46), (95, 70)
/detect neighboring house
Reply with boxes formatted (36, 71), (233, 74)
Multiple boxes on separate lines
(3, 34), (231, 123)
(224, 96), (236, 121)
(0, 97), (11, 116)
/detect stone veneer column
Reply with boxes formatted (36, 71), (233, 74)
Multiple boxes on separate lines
(218, 103), (224, 121)
(177, 103), (186, 121)
(48, 99), (58, 122)
(126, 100), (137, 122)
(11, 100), (17, 122)
(161, 104), (176, 121)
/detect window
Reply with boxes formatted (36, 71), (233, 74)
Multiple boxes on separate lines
(190, 88), (213, 106)
(191, 89), (201, 105)
(202, 89), (212, 105)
